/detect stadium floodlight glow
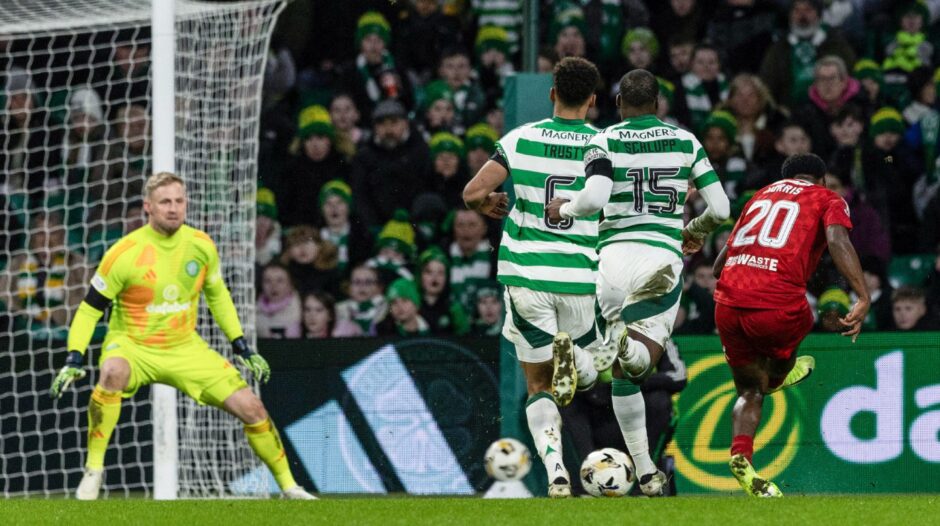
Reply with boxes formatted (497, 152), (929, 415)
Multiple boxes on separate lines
(0, 0), (285, 498)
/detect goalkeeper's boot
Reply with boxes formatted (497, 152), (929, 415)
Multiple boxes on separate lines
(766, 356), (815, 394)
(76, 468), (104, 500)
(282, 485), (318, 500)
(729, 454), (783, 498)
(551, 332), (577, 407)
(638, 470), (667, 497)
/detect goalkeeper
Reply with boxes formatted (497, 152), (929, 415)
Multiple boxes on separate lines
(52, 172), (315, 500)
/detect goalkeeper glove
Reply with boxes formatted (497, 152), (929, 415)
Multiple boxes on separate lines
(50, 351), (87, 399)
(232, 337), (271, 384)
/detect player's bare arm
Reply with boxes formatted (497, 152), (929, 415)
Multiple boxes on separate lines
(826, 224), (870, 342)
(463, 160), (509, 219)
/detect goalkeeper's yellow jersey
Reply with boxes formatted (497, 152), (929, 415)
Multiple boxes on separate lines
(90, 224), (243, 348)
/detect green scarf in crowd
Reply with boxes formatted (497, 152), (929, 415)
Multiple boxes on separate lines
(921, 109), (940, 184)
(682, 73), (729, 133)
(786, 27), (827, 104)
(357, 51), (398, 103)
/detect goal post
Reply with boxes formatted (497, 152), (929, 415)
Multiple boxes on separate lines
(151, 0), (178, 501)
(0, 0), (286, 498)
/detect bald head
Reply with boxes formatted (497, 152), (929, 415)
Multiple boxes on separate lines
(618, 69), (659, 115)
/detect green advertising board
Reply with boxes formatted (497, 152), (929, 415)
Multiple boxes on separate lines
(502, 73), (553, 132)
(669, 332), (940, 494)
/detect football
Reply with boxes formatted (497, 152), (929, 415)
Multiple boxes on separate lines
(580, 448), (635, 497)
(484, 438), (532, 481)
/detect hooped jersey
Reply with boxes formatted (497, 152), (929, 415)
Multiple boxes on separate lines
(583, 114), (720, 258)
(495, 116), (600, 295)
(714, 178), (853, 309)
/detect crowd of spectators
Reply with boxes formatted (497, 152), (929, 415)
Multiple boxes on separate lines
(3, 0), (940, 343)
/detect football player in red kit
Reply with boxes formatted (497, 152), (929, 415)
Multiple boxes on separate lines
(710, 153), (870, 497)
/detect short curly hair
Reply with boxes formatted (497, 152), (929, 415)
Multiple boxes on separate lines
(781, 153), (827, 181)
(553, 57), (600, 107)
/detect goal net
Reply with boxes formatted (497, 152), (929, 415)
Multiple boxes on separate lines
(0, 0), (285, 498)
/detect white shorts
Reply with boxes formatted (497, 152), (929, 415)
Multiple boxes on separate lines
(502, 286), (600, 363)
(597, 242), (684, 347)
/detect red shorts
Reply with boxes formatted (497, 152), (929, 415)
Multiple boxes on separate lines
(715, 301), (814, 368)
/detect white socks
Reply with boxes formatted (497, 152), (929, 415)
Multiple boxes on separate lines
(525, 393), (568, 481)
(611, 379), (657, 478)
(574, 344), (598, 388)
(618, 336), (650, 379)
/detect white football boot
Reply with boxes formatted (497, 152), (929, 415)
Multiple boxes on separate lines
(547, 475), (572, 499)
(282, 486), (318, 500)
(76, 468), (104, 500)
(638, 470), (667, 497)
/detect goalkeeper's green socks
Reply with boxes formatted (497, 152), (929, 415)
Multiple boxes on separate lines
(245, 418), (297, 490)
(86, 385), (122, 470)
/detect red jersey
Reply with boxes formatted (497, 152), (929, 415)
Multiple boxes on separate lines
(714, 178), (852, 309)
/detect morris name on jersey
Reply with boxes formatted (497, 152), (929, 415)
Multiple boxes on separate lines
(715, 178), (853, 309)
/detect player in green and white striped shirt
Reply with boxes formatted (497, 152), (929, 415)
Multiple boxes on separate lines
(463, 57), (603, 499)
(547, 69), (730, 496)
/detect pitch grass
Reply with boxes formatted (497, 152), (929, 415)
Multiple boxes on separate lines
(1, 495), (933, 525)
